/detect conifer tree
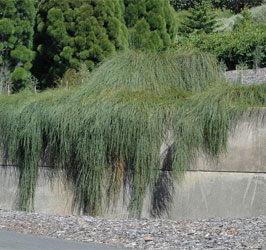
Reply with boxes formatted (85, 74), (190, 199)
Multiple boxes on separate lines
(33, 0), (128, 88)
(0, 0), (37, 91)
(170, 0), (264, 13)
(170, 0), (201, 11)
(179, 1), (219, 36)
(124, 0), (177, 51)
(212, 0), (264, 13)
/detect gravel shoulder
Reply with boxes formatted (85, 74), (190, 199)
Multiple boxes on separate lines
(0, 209), (265, 249)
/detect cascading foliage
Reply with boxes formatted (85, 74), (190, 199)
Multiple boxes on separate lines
(0, 49), (266, 217)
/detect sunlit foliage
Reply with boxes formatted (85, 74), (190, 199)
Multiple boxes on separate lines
(33, 0), (128, 88)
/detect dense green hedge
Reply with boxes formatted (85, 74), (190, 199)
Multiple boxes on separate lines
(175, 22), (266, 69)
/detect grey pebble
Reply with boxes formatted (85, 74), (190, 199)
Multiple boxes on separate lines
(0, 209), (266, 249)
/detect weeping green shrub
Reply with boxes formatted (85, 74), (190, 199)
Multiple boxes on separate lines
(83, 50), (223, 93)
(1, 50), (266, 217)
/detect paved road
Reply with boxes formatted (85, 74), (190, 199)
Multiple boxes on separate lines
(0, 230), (124, 250)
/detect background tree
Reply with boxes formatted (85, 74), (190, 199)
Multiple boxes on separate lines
(178, 1), (219, 36)
(170, 0), (264, 13)
(233, 7), (253, 30)
(124, 0), (177, 51)
(33, 0), (128, 88)
(0, 0), (37, 91)
(212, 0), (264, 13)
(170, 0), (201, 11)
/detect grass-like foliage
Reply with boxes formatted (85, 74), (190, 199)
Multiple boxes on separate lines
(1, 50), (266, 217)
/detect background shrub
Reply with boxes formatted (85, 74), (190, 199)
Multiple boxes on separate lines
(178, 1), (220, 36)
(0, 0), (37, 91)
(211, 0), (265, 13)
(171, 0), (265, 13)
(33, 0), (128, 88)
(124, 0), (176, 51)
(217, 4), (266, 31)
(175, 22), (266, 70)
(250, 4), (266, 24)
(170, 0), (201, 11)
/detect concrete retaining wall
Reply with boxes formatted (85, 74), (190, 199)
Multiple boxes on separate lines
(152, 171), (266, 219)
(191, 118), (266, 173)
(1, 117), (266, 219)
(0, 167), (75, 215)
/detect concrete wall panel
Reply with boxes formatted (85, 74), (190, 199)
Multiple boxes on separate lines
(1, 118), (266, 219)
(1, 167), (266, 219)
(0, 167), (76, 216)
(168, 172), (266, 219)
(190, 119), (266, 173)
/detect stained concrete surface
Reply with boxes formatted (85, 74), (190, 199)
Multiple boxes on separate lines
(167, 172), (266, 219)
(0, 167), (77, 215)
(1, 118), (266, 219)
(1, 166), (266, 220)
(190, 119), (266, 173)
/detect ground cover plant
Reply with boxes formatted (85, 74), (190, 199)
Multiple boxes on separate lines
(1, 49), (266, 217)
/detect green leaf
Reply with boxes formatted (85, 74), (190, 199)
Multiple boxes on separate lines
(0, 18), (14, 36)
(11, 67), (29, 81)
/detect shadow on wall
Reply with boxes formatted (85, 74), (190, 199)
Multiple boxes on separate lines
(151, 145), (174, 218)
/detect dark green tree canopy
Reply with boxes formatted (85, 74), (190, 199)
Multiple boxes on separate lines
(0, 0), (37, 91)
(33, 0), (128, 88)
(170, 0), (201, 11)
(124, 0), (177, 51)
(171, 0), (264, 13)
(179, 1), (219, 36)
(212, 0), (264, 13)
